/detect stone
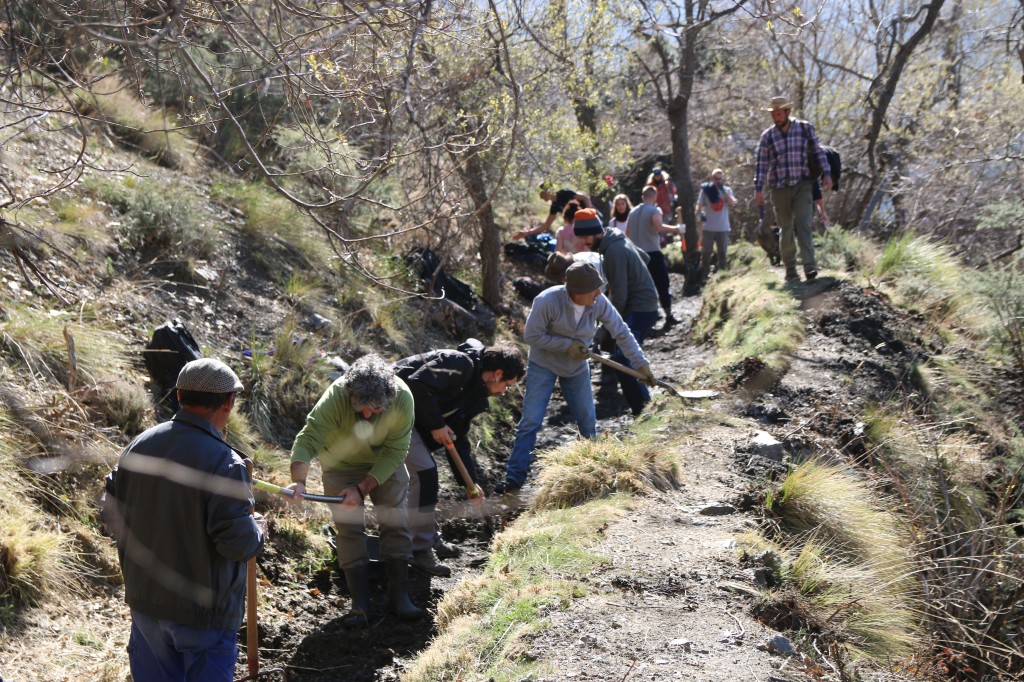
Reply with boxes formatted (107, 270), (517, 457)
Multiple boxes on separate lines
(750, 430), (784, 461)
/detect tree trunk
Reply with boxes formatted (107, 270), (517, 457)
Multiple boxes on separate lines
(455, 152), (502, 307)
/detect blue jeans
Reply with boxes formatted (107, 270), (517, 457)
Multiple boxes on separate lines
(505, 361), (596, 487)
(128, 610), (238, 682)
(611, 310), (659, 415)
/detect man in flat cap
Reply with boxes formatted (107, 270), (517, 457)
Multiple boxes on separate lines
(107, 358), (265, 682)
(287, 353), (424, 627)
(496, 261), (656, 493)
(754, 95), (832, 282)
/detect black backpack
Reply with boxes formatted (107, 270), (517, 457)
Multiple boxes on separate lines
(143, 319), (203, 406)
(802, 122), (842, 191)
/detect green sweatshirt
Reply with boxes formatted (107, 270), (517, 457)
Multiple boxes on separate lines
(290, 377), (414, 485)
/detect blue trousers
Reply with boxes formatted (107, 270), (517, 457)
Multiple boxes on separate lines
(611, 310), (659, 415)
(128, 609), (238, 682)
(505, 361), (596, 487)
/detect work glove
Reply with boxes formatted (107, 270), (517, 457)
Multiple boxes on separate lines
(567, 340), (589, 362)
(637, 364), (657, 387)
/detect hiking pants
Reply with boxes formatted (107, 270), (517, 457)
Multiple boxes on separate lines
(700, 231), (730, 277)
(645, 250), (673, 316)
(771, 179), (815, 272)
(611, 310), (659, 415)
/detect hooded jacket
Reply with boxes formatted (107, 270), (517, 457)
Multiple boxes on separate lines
(524, 285), (647, 378)
(596, 227), (659, 316)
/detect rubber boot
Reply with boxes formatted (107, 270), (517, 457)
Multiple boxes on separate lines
(385, 559), (426, 621)
(341, 564), (371, 629)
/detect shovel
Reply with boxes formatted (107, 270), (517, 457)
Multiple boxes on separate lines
(589, 352), (719, 401)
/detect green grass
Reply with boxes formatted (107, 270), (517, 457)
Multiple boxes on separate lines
(208, 178), (328, 271)
(403, 497), (625, 681)
(692, 242), (805, 384)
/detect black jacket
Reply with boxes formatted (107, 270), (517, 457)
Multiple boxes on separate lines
(393, 341), (491, 485)
(109, 411), (264, 630)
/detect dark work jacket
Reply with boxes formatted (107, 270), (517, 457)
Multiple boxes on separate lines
(110, 411), (264, 630)
(393, 344), (491, 486)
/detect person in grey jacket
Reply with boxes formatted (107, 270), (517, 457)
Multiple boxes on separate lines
(574, 208), (660, 415)
(497, 262), (657, 493)
(107, 358), (265, 682)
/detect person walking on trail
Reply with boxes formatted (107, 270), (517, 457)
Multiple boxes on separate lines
(574, 208), (660, 416)
(496, 261), (656, 494)
(106, 358), (265, 682)
(512, 184), (592, 241)
(286, 354), (424, 628)
(696, 168), (737, 280)
(394, 342), (525, 577)
(626, 185), (683, 325)
(754, 95), (832, 282)
(646, 167), (678, 223)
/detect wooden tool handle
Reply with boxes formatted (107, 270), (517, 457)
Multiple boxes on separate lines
(444, 441), (481, 498)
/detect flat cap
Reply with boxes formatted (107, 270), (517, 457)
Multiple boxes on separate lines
(176, 358), (244, 393)
(565, 261), (605, 295)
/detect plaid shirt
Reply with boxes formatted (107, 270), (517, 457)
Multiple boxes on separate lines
(754, 118), (830, 191)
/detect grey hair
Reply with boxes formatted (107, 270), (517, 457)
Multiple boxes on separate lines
(343, 353), (398, 408)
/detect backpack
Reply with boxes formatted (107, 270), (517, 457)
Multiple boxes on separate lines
(405, 247), (481, 312)
(143, 318), (203, 406)
(802, 122), (842, 191)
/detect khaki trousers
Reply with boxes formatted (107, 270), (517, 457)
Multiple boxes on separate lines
(323, 466), (412, 568)
(771, 179), (816, 272)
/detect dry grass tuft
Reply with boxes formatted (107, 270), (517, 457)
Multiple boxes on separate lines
(769, 460), (906, 563)
(753, 459), (923, 663)
(0, 500), (77, 613)
(530, 434), (682, 509)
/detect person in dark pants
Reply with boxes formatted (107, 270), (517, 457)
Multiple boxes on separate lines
(625, 185), (682, 324)
(106, 358), (265, 682)
(574, 208), (661, 415)
(394, 342), (524, 576)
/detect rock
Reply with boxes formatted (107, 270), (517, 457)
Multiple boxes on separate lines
(750, 430), (784, 460)
(762, 635), (797, 657)
(668, 638), (692, 652)
(310, 313), (333, 330)
(699, 503), (737, 516)
(192, 265), (220, 284)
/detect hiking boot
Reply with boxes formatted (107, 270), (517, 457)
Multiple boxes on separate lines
(410, 550), (451, 577)
(784, 268), (800, 282)
(433, 536), (461, 559)
(804, 269), (818, 281)
(664, 314), (680, 326)
(493, 481), (521, 495)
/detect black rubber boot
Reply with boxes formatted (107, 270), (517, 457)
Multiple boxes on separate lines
(341, 564), (371, 629)
(385, 560), (426, 621)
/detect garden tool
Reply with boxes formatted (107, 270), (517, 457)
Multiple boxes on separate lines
(588, 352), (719, 401)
